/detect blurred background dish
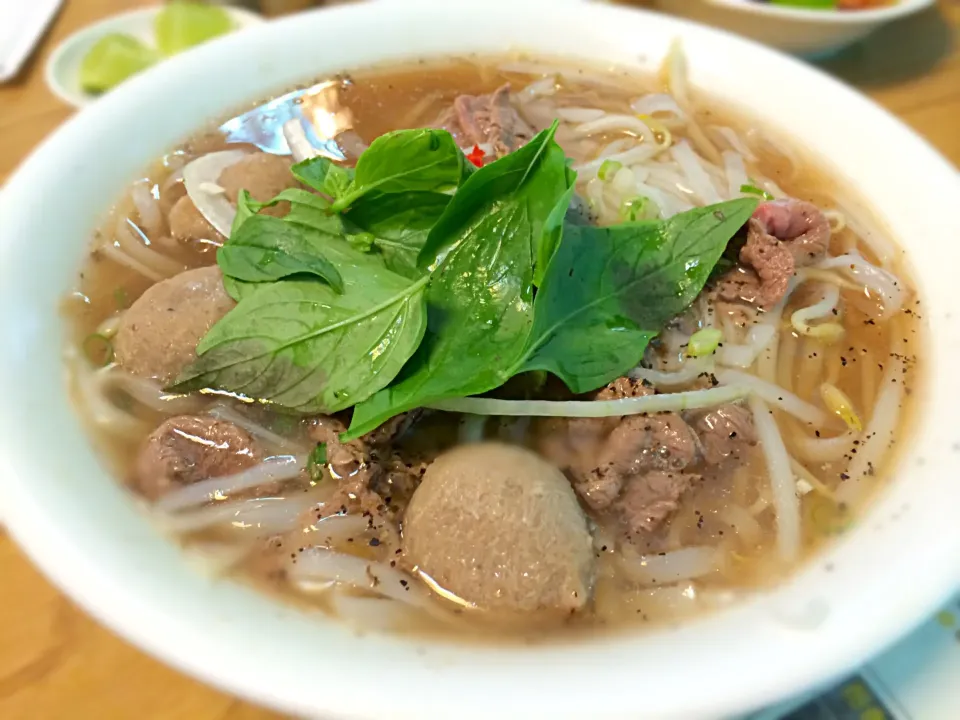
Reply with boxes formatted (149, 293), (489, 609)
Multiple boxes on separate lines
(650, 0), (936, 56)
(44, 2), (263, 108)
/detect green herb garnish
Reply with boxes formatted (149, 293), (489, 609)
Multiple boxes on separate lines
(171, 122), (755, 439)
(740, 183), (774, 201)
(307, 442), (328, 483)
(83, 333), (114, 367)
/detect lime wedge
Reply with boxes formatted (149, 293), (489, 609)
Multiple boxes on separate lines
(154, 2), (234, 57)
(79, 34), (159, 94)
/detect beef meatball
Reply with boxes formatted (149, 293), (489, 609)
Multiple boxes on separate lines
(114, 265), (235, 384)
(402, 443), (595, 617)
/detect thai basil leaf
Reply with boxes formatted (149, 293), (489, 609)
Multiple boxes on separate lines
(344, 123), (569, 440)
(172, 239), (429, 414)
(344, 191), (451, 278)
(534, 165), (578, 287)
(230, 187), (343, 237)
(331, 129), (463, 211)
(217, 215), (343, 291)
(292, 157), (353, 199)
(511, 198), (759, 393)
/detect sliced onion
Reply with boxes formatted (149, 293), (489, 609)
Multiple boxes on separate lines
(283, 119), (321, 162)
(182, 150), (249, 237)
(749, 396), (801, 562)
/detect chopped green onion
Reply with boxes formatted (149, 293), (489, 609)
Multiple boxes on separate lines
(113, 287), (129, 309)
(307, 442), (328, 483)
(687, 327), (723, 357)
(619, 196), (656, 222)
(82, 333), (114, 367)
(597, 159), (622, 181)
(740, 183), (774, 201)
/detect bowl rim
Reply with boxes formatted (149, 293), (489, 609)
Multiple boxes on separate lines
(3, 1), (960, 718)
(705, 0), (936, 24)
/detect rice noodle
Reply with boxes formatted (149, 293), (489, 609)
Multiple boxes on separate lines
(207, 403), (309, 455)
(791, 284), (841, 337)
(712, 126), (756, 162)
(722, 151), (749, 200)
(66, 350), (150, 438)
(619, 546), (721, 586)
(556, 107), (605, 123)
(671, 141), (721, 205)
(718, 505), (762, 546)
(427, 384), (749, 418)
(748, 396), (801, 562)
(114, 217), (184, 279)
(574, 143), (661, 175)
(130, 180), (162, 237)
(817, 254), (905, 319)
(789, 458), (836, 500)
(98, 366), (206, 415)
(155, 454), (306, 513)
(836, 355), (904, 505)
(182, 150), (249, 236)
(630, 93), (686, 122)
(718, 324), (777, 369)
(157, 494), (320, 535)
(792, 429), (858, 463)
(630, 357), (713, 388)
(289, 547), (432, 608)
(517, 76), (558, 100)
(331, 595), (412, 632)
(311, 513), (372, 544)
(573, 114), (657, 144)
(458, 415), (486, 443)
(714, 369), (831, 427)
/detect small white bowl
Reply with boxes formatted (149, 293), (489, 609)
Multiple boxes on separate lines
(652, 0), (936, 57)
(44, 4), (264, 108)
(3, 2), (960, 718)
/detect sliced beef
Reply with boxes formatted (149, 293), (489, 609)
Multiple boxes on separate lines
(687, 403), (756, 466)
(617, 470), (700, 536)
(437, 84), (535, 158)
(553, 377), (700, 537)
(306, 414), (424, 523)
(114, 265), (236, 384)
(719, 199), (831, 308)
(134, 415), (260, 500)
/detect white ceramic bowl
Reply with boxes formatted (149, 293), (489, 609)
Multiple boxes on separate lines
(2, 2), (959, 718)
(652, 0), (936, 57)
(44, 4), (264, 108)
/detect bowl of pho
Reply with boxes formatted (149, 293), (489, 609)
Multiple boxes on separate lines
(0, 1), (958, 718)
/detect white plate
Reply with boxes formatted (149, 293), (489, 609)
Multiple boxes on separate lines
(44, 4), (264, 108)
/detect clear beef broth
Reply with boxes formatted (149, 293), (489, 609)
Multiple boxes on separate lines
(63, 55), (922, 641)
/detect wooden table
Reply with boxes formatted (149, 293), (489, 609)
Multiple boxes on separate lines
(1, 2), (958, 718)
